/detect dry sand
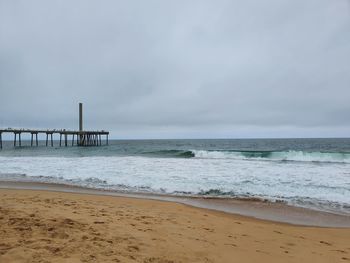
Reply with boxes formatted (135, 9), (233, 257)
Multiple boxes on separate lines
(0, 189), (349, 263)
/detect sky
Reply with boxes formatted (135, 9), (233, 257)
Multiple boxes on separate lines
(0, 0), (350, 139)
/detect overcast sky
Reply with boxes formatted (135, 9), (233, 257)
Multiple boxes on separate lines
(0, 0), (349, 139)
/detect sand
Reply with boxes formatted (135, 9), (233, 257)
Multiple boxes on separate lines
(0, 189), (349, 263)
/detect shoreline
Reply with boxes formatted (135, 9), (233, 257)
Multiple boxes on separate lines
(1, 180), (349, 228)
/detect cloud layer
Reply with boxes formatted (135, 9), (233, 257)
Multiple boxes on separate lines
(1, 0), (349, 138)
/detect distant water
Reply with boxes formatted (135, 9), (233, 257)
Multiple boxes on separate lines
(1, 138), (350, 215)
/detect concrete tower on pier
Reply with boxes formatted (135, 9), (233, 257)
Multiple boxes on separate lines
(79, 102), (83, 132)
(79, 103), (83, 145)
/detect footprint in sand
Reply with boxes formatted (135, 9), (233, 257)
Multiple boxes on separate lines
(224, 243), (237, 247)
(256, 249), (269, 255)
(333, 250), (347, 254)
(203, 228), (214, 232)
(320, 241), (332, 246)
(127, 245), (140, 252)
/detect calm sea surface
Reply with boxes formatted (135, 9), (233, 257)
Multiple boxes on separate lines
(1, 138), (350, 214)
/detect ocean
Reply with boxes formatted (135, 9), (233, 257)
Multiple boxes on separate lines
(0, 138), (350, 215)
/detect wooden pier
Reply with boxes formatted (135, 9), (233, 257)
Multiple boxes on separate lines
(0, 129), (109, 149)
(0, 103), (109, 149)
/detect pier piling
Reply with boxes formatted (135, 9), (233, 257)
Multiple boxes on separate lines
(30, 132), (38, 147)
(14, 132), (22, 147)
(45, 132), (54, 147)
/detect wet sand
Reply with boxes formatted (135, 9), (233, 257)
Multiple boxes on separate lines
(1, 180), (350, 227)
(0, 185), (350, 262)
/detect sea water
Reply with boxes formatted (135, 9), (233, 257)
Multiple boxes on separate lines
(0, 138), (350, 215)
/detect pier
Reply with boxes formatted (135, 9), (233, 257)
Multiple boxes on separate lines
(0, 103), (109, 149)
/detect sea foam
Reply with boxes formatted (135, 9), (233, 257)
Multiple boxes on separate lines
(0, 154), (350, 214)
(191, 150), (350, 163)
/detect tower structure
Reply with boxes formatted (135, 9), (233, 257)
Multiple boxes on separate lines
(79, 102), (83, 145)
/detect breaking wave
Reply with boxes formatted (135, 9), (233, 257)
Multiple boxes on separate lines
(141, 150), (195, 158)
(191, 150), (350, 163)
(142, 149), (350, 163)
(192, 150), (350, 163)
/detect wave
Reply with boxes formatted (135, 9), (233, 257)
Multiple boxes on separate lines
(192, 150), (350, 163)
(140, 149), (350, 163)
(141, 150), (195, 158)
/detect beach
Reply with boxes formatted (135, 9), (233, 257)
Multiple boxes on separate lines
(2, 0), (350, 261)
(1, 139), (350, 262)
(1, 187), (349, 263)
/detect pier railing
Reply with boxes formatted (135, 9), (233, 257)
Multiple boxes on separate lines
(0, 128), (109, 148)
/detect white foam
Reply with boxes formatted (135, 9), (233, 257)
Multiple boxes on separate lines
(192, 150), (350, 163)
(1, 155), (350, 211)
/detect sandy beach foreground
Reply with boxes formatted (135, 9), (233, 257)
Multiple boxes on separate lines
(0, 189), (350, 263)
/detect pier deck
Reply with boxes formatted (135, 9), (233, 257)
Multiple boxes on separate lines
(0, 129), (109, 148)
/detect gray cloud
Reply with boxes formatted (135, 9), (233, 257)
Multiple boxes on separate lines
(1, 0), (350, 138)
